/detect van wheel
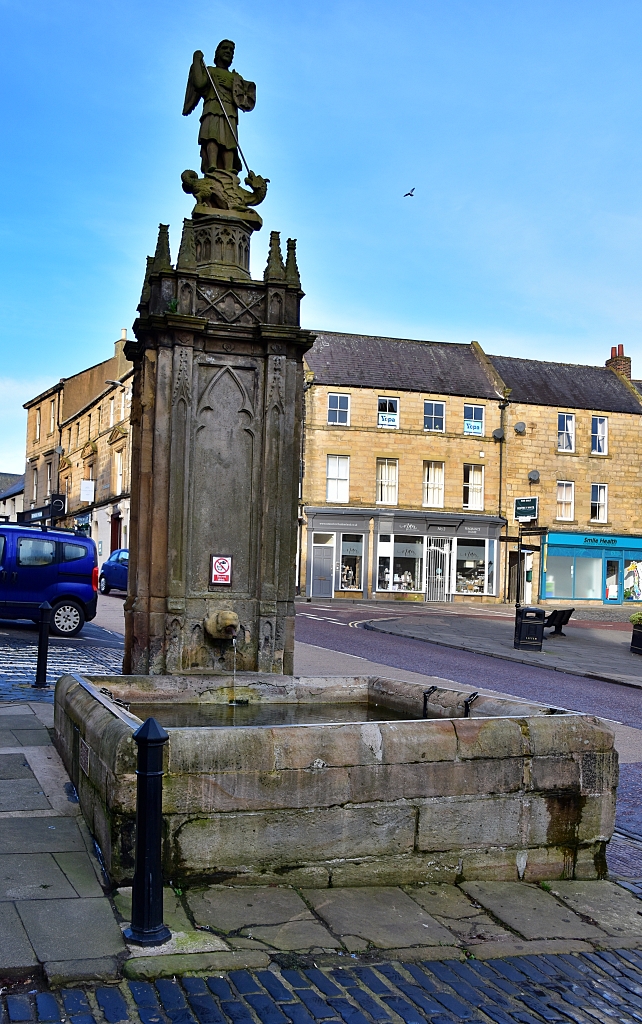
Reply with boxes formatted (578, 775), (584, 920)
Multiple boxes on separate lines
(50, 600), (85, 637)
(99, 575), (111, 595)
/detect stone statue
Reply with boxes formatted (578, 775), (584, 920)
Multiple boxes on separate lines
(182, 40), (268, 221)
(183, 40), (255, 176)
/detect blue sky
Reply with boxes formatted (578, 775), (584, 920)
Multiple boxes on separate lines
(2, 0), (642, 471)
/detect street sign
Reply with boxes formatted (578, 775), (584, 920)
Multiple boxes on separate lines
(514, 496), (538, 522)
(210, 555), (232, 585)
(50, 494), (66, 518)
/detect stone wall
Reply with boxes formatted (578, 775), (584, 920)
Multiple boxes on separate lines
(55, 672), (617, 888)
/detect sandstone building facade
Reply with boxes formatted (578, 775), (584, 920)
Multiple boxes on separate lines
(23, 334), (132, 559)
(301, 334), (642, 607)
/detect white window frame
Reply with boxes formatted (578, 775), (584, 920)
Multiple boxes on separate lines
(558, 413), (575, 452)
(120, 389), (126, 421)
(34, 408), (41, 442)
(326, 455), (349, 503)
(462, 463), (484, 510)
(46, 462), (52, 497)
(32, 468), (38, 503)
(377, 397), (399, 429)
(376, 458), (398, 504)
(463, 404), (485, 436)
(423, 460), (445, 508)
(115, 450), (124, 495)
(556, 480), (575, 520)
(49, 400), (55, 435)
(423, 401), (445, 432)
(591, 416), (608, 455)
(590, 483), (607, 523)
(327, 393), (350, 426)
(110, 397), (115, 428)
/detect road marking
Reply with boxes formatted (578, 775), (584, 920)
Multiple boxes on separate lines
(299, 643), (366, 658)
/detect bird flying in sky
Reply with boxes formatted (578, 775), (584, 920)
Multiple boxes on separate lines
(404, 188), (415, 197)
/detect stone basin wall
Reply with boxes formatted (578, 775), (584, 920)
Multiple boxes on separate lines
(54, 672), (617, 887)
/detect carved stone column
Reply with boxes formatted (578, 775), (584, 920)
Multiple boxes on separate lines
(123, 220), (313, 675)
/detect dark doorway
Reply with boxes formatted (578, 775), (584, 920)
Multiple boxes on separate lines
(110, 514), (122, 554)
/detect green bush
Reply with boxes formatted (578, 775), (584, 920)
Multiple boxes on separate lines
(630, 612), (642, 627)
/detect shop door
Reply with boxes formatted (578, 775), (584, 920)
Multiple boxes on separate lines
(312, 546), (334, 598)
(604, 556), (622, 603)
(425, 539), (451, 602)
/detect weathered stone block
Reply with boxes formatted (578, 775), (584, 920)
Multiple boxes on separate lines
(454, 718), (525, 759)
(168, 728), (275, 774)
(417, 795), (523, 851)
(527, 716), (615, 756)
(530, 755), (580, 792)
(579, 750), (619, 794)
(174, 804), (417, 871)
(379, 720), (457, 764)
(162, 766), (351, 813)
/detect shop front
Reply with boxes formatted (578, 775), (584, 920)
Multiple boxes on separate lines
(542, 532), (642, 605)
(303, 508), (504, 601)
(304, 510), (373, 600)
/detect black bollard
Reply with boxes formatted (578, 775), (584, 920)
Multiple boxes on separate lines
(123, 718), (171, 946)
(33, 601), (52, 688)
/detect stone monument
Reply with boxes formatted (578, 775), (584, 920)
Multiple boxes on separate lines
(123, 40), (313, 676)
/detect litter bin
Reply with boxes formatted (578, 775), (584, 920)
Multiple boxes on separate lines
(514, 606), (546, 651)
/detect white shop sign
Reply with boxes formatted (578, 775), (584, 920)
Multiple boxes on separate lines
(210, 555), (232, 585)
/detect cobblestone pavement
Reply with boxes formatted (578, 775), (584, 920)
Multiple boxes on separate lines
(0, 622), (124, 702)
(6, 953), (642, 1024)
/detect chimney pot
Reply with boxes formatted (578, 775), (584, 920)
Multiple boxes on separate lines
(121, 329), (127, 340)
(611, 346), (617, 358)
(618, 343), (624, 357)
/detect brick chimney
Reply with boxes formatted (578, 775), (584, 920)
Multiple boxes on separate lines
(605, 343), (632, 379)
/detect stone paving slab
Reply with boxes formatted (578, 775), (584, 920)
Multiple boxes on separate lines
(0, 778), (51, 811)
(303, 887), (456, 950)
(8, 951), (642, 1023)
(0, 815), (85, 853)
(16, 897), (126, 961)
(461, 879), (606, 940)
(552, 879), (642, 937)
(0, 752), (34, 779)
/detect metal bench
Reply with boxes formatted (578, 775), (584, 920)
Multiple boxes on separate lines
(544, 607), (575, 637)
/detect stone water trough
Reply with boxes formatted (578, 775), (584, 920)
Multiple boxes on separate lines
(54, 672), (617, 887)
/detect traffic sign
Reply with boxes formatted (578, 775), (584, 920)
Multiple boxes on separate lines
(210, 555), (232, 585)
(514, 496), (538, 522)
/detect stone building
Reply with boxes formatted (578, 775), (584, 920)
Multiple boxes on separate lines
(300, 333), (642, 607)
(0, 475), (24, 522)
(23, 333), (132, 558)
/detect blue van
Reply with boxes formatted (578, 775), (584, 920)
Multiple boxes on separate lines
(0, 524), (98, 636)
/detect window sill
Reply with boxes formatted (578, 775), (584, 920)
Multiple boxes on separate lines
(555, 518), (577, 524)
(588, 520), (611, 527)
(589, 452), (610, 458)
(556, 450), (577, 456)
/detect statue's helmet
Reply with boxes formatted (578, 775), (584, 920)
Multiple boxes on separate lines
(214, 39), (235, 63)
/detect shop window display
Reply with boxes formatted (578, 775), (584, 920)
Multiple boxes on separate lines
(378, 536), (423, 591)
(340, 534), (363, 590)
(455, 540), (486, 594)
(625, 560), (642, 601)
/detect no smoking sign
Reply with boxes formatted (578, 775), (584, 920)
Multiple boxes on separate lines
(210, 555), (232, 585)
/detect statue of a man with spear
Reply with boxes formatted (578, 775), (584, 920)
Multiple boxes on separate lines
(183, 39), (256, 177)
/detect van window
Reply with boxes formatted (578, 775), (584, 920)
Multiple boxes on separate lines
(17, 537), (56, 566)
(0, 536), (5, 562)
(63, 543), (87, 562)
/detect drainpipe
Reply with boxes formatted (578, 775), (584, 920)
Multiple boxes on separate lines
(496, 397), (510, 603)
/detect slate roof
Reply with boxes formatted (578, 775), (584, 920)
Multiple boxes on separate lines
(0, 476), (24, 502)
(633, 380), (642, 395)
(488, 355), (642, 413)
(306, 332), (498, 399)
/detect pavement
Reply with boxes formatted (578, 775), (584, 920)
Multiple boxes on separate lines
(360, 606), (642, 689)
(4, 594), (642, 1016)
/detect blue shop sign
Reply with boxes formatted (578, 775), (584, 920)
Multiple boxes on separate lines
(547, 532), (642, 550)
